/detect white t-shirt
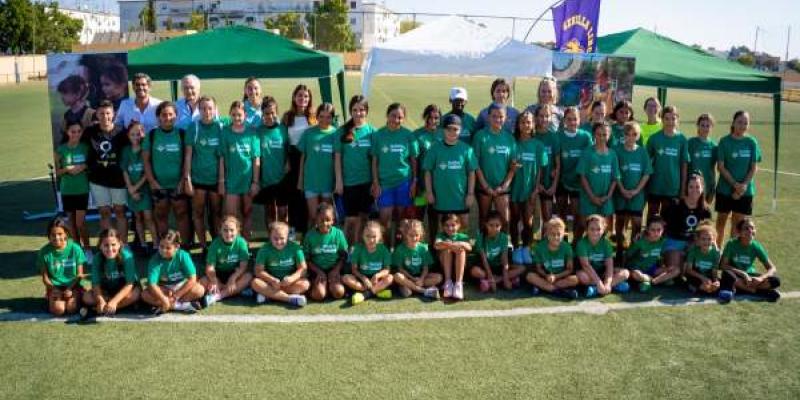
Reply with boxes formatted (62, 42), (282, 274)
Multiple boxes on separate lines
(115, 96), (162, 133)
(287, 116), (309, 146)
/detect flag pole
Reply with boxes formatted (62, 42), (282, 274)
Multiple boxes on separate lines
(522, 0), (567, 43)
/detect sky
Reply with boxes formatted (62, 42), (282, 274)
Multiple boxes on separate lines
(58, 0), (800, 59)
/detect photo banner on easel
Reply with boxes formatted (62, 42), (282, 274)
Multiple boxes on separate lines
(552, 52), (635, 120)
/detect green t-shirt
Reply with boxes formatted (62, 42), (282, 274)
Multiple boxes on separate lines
(475, 232), (509, 268)
(686, 246), (720, 277)
(533, 129), (560, 189)
(257, 123), (289, 186)
(302, 226), (348, 271)
(722, 239), (769, 275)
(206, 235), (250, 272)
(625, 237), (665, 270)
(144, 127), (184, 190)
(298, 125), (337, 193)
(56, 142), (90, 195)
(646, 131), (689, 197)
(187, 119), (224, 185)
(577, 147), (620, 216)
(147, 249), (196, 285)
(334, 124), (375, 186)
(640, 121), (662, 145)
(441, 111), (476, 143)
(243, 99), (262, 128)
(371, 126), (419, 188)
(472, 127), (517, 188)
(90, 247), (138, 287)
(391, 242), (434, 276)
(422, 141), (478, 212)
(256, 241), (305, 279)
(614, 145), (652, 212)
(533, 240), (573, 274)
(576, 236), (614, 272)
(37, 240), (86, 287)
(510, 137), (548, 203)
(219, 126), (261, 195)
(559, 129), (593, 192)
(715, 134), (761, 197)
(414, 127), (442, 159)
(609, 123), (625, 149)
(120, 146), (151, 212)
(350, 243), (391, 277)
(687, 137), (718, 194)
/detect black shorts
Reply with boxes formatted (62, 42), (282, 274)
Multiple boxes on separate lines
(192, 181), (219, 194)
(538, 192), (555, 202)
(62, 194), (89, 212)
(648, 194), (678, 204)
(616, 209), (644, 218)
(100, 280), (131, 295)
(254, 178), (291, 207)
(152, 188), (185, 202)
(213, 269), (236, 284)
(556, 186), (579, 198)
(342, 182), (373, 217)
(714, 193), (753, 215)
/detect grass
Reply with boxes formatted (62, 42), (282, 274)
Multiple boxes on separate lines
(1, 76), (800, 398)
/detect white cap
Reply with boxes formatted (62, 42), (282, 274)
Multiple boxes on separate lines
(449, 87), (468, 101)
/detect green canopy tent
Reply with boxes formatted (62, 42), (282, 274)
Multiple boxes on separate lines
(127, 25), (348, 118)
(598, 28), (783, 210)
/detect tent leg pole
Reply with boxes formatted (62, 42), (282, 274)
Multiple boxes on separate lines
(772, 93), (781, 213)
(170, 80), (178, 101)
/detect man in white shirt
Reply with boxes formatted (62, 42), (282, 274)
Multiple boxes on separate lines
(115, 73), (162, 133)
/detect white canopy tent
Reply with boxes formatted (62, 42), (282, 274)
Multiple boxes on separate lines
(361, 16), (554, 97)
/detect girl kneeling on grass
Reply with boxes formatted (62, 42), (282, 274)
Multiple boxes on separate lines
(82, 229), (140, 316)
(526, 217), (579, 298)
(344, 221), (394, 305)
(718, 218), (781, 303)
(39, 218), (86, 316)
(142, 231), (205, 314)
(471, 211), (524, 292)
(303, 203), (349, 301)
(434, 213), (473, 300)
(576, 214), (630, 297)
(392, 219), (442, 299)
(200, 216), (252, 307)
(684, 223), (721, 295)
(252, 221), (309, 307)
(625, 216), (678, 292)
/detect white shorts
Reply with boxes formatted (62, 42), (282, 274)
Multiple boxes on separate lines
(89, 183), (127, 208)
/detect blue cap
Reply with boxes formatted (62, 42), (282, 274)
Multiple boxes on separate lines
(442, 114), (462, 127)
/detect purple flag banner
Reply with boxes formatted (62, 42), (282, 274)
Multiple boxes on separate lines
(552, 0), (601, 53)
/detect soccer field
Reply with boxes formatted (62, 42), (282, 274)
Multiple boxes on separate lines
(1, 75), (799, 398)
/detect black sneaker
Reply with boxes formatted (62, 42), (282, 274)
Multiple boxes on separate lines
(79, 306), (94, 322)
(757, 289), (781, 302)
(150, 306), (164, 316)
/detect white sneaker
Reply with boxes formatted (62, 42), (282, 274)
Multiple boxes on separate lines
(453, 282), (464, 300)
(443, 280), (454, 298)
(256, 294), (267, 304)
(423, 287), (440, 299)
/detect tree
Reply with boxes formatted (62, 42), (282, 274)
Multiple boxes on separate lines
(188, 11), (206, 31)
(399, 20), (422, 34)
(306, 0), (355, 51)
(265, 12), (305, 39)
(139, 0), (156, 32)
(165, 16), (173, 31)
(0, 0), (81, 54)
(788, 59), (800, 73)
(737, 54), (755, 67)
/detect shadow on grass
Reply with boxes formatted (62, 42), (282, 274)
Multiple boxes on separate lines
(0, 179), (58, 237)
(0, 296), (46, 313)
(0, 250), (39, 279)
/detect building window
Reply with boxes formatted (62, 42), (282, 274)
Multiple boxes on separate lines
(350, 1), (356, 8)
(313, 1), (320, 9)
(350, 18), (356, 25)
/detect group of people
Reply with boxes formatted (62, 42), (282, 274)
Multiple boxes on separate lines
(40, 74), (782, 317)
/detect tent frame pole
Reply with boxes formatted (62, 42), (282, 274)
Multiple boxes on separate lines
(772, 93), (781, 212)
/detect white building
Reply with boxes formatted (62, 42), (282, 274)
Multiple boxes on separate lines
(117, 0), (399, 49)
(60, 7), (120, 44)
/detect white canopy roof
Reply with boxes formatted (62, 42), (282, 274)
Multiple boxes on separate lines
(361, 16), (553, 96)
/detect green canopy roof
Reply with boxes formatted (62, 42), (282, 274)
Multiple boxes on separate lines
(598, 28), (781, 93)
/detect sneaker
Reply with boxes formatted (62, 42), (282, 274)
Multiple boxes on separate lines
(150, 306), (164, 316)
(288, 227), (297, 242)
(562, 289), (580, 299)
(376, 289), (393, 299)
(398, 286), (413, 297)
(351, 292), (365, 305)
(613, 281), (630, 293)
(423, 287), (440, 299)
(453, 282), (464, 300)
(638, 281), (652, 293)
(79, 306), (94, 322)
(718, 290), (734, 304)
(585, 285), (598, 298)
(530, 286), (541, 296)
(443, 280), (454, 298)
(202, 293), (215, 308)
(256, 294), (267, 304)
(288, 294), (307, 307)
(479, 279), (490, 293)
(757, 289), (781, 302)
(189, 301), (202, 312)
(241, 288), (254, 297)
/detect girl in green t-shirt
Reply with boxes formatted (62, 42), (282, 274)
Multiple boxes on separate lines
(298, 103), (337, 231)
(304, 203), (348, 301)
(470, 211), (524, 292)
(609, 100), (634, 149)
(556, 107), (592, 236)
(199, 216), (253, 307)
(393, 219), (442, 299)
(252, 221), (309, 307)
(220, 101), (261, 241)
(509, 110), (544, 247)
(684, 224), (721, 295)
(55, 122), (90, 251)
(525, 217), (579, 298)
(645, 105), (688, 220)
(473, 104), (516, 231)
(533, 105), (560, 237)
(412, 104), (442, 229)
(625, 216), (678, 292)
(719, 218), (781, 303)
(255, 97), (290, 230)
(576, 215), (630, 297)
(39, 218), (86, 316)
(576, 122), (619, 241)
(141, 231), (205, 314)
(82, 228), (140, 316)
(342, 221), (394, 304)
(434, 213), (473, 300)
(579, 100), (607, 133)
(613, 121), (651, 252)
(122, 122), (157, 251)
(688, 113), (718, 204)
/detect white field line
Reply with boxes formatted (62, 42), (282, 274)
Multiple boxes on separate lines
(760, 168), (800, 177)
(1, 291), (798, 324)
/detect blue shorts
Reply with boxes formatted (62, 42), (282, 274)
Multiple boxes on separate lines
(663, 238), (688, 253)
(377, 180), (412, 208)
